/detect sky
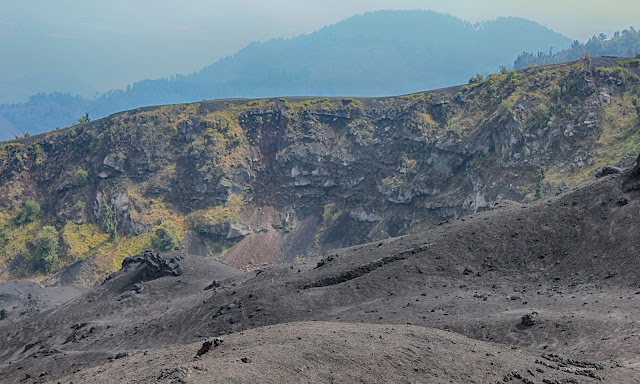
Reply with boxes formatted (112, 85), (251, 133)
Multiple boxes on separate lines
(0, 0), (638, 104)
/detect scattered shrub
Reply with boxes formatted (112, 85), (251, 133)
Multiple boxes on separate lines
(73, 201), (86, 214)
(66, 126), (77, 139)
(72, 201), (86, 223)
(15, 199), (41, 225)
(469, 74), (484, 84)
(77, 112), (90, 124)
(555, 180), (568, 194)
(103, 203), (118, 240)
(497, 99), (514, 117)
(75, 169), (89, 186)
(529, 104), (551, 129)
(150, 221), (179, 252)
(35, 226), (59, 273)
(0, 225), (10, 248)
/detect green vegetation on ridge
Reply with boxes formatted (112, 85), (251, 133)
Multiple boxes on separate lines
(0, 57), (638, 283)
(515, 28), (640, 69)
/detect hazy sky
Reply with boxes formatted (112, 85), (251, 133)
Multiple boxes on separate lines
(1, 0), (638, 103)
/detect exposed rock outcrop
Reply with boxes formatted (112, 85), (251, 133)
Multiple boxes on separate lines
(623, 153), (640, 191)
(596, 165), (622, 178)
(1, 57), (639, 278)
(121, 250), (183, 281)
(226, 223), (252, 239)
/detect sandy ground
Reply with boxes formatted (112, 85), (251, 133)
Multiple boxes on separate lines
(56, 322), (635, 383)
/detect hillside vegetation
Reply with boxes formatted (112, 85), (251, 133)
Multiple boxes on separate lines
(0, 56), (638, 283)
(515, 28), (640, 69)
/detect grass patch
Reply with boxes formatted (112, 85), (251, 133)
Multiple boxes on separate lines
(282, 98), (363, 115)
(127, 188), (182, 228)
(188, 194), (244, 231)
(92, 233), (152, 278)
(546, 93), (640, 185)
(188, 110), (250, 180)
(0, 220), (40, 268)
(617, 59), (640, 68)
(322, 203), (343, 226)
(61, 223), (110, 262)
(398, 93), (425, 101)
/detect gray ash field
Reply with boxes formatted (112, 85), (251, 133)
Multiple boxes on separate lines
(1, 158), (640, 383)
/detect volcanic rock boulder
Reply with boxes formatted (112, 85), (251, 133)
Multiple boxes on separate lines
(623, 153), (640, 191)
(520, 312), (538, 327)
(595, 165), (622, 178)
(195, 337), (223, 358)
(121, 250), (184, 281)
(226, 222), (252, 239)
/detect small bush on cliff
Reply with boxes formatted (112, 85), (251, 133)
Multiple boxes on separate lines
(150, 221), (179, 252)
(497, 99), (514, 117)
(103, 203), (118, 240)
(35, 226), (59, 273)
(15, 199), (40, 225)
(75, 169), (89, 186)
(0, 225), (10, 248)
(469, 74), (484, 84)
(72, 201), (86, 223)
(77, 112), (90, 124)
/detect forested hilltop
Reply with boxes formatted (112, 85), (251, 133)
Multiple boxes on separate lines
(515, 28), (640, 69)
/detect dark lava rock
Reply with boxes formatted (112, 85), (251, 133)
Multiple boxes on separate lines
(0, 309), (7, 320)
(122, 250), (184, 281)
(596, 166), (622, 178)
(195, 337), (224, 357)
(112, 352), (130, 360)
(196, 340), (213, 357)
(204, 280), (221, 291)
(503, 370), (522, 381)
(131, 284), (144, 293)
(520, 311), (538, 327)
(70, 322), (87, 330)
(623, 153), (640, 191)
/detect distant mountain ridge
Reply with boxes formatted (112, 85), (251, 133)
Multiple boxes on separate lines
(0, 10), (572, 140)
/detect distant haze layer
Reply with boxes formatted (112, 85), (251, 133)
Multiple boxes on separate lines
(0, 0), (637, 104)
(0, 10), (572, 139)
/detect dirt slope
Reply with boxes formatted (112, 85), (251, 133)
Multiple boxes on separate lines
(0, 281), (82, 324)
(0, 161), (639, 382)
(57, 322), (635, 384)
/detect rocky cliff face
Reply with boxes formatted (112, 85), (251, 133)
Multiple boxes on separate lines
(1, 56), (639, 281)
